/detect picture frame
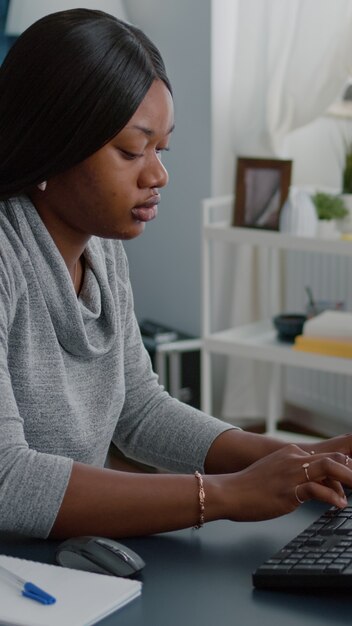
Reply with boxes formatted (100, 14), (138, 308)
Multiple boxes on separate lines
(233, 157), (292, 230)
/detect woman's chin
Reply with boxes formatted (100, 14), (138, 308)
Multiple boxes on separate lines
(105, 222), (146, 240)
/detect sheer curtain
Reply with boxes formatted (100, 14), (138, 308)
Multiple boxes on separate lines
(220, 0), (352, 422)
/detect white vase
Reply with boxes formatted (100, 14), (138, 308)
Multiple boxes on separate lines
(316, 219), (340, 239)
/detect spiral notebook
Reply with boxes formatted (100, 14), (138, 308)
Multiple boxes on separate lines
(0, 554), (142, 626)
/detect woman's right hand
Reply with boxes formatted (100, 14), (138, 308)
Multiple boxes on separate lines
(215, 444), (351, 522)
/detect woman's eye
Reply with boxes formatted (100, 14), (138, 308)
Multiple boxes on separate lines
(119, 149), (142, 160)
(156, 147), (170, 155)
(155, 147), (170, 160)
(118, 146), (170, 160)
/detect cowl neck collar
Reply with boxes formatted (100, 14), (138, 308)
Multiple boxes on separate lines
(7, 195), (117, 358)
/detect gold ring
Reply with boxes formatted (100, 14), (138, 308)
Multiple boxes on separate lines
(295, 485), (304, 504)
(345, 455), (350, 466)
(302, 462), (310, 482)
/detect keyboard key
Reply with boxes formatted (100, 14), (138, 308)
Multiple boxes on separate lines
(272, 551), (293, 560)
(305, 537), (326, 547)
(294, 547), (311, 553)
(258, 565), (291, 573)
(325, 564), (346, 572)
(328, 547), (344, 553)
(289, 552), (310, 560)
(336, 520), (352, 534)
(292, 564), (326, 573)
(324, 551), (343, 558)
(324, 510), (339, 518)
(320, 519), (348, 534)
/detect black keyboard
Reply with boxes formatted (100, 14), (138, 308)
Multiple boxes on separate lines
(253, 501), (352, 590)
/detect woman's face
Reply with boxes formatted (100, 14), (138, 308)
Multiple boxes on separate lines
(37, 79), (174, 242)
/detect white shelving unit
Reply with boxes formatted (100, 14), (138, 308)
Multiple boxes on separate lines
(201, 195), (352, 438)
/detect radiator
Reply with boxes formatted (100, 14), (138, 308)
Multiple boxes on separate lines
(284, 251), (352, 425)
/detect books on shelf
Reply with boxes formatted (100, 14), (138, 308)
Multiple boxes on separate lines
(303, 310), (352, 338)
(294, 335), (352, 358)
(293, 310), (352, 358)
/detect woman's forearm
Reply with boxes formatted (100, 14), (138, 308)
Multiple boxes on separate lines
(204, 429), (288, 473)
(50, 433), (352, 539)
(50, 431), (288, 539)
(49, 462), (225, 539)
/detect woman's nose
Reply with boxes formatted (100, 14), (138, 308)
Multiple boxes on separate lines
(139, 153), (169, 190)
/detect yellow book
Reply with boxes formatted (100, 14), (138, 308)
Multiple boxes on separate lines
(293, 335), (352, 358)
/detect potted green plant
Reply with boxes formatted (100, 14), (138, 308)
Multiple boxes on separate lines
(340, 151), (352, 233)
(342, 151), (352, 193)
(311, 191), (348, 238)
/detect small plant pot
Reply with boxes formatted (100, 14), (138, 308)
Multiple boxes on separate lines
(316, 219), (340, 239)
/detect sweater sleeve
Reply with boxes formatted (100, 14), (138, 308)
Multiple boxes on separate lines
(112, 276), (237, 473)
(0, 258), (73, 538)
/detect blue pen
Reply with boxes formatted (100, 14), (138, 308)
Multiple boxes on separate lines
(0, 563), (56, 605)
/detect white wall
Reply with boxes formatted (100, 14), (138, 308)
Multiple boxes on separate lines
(285, 116), (352, 190)
(211, 0), (238, 197)
(124, 0), (212, 337)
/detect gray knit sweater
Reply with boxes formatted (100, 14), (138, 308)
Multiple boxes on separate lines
(0, 195), (233, 538)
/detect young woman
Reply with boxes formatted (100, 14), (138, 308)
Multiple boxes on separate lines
(0, 9), (351, 540)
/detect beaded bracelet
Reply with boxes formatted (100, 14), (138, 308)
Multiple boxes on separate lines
(194, 471), (205, 529)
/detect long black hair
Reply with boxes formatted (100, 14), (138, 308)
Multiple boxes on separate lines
(0, 9), (172, 199)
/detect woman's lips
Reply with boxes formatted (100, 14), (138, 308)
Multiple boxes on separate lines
(131, 206), (158, 222)
(131, 197), (160, 223)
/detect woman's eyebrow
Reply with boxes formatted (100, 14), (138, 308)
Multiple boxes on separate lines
(129, 123), (175, 137)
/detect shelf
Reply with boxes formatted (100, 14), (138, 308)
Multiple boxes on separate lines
(204, 223), (352, 256)
(201, 196), (352, 433)
(203, 320), (352, 376)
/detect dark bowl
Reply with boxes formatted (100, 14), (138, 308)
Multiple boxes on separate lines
(272, 313), (307, 342)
